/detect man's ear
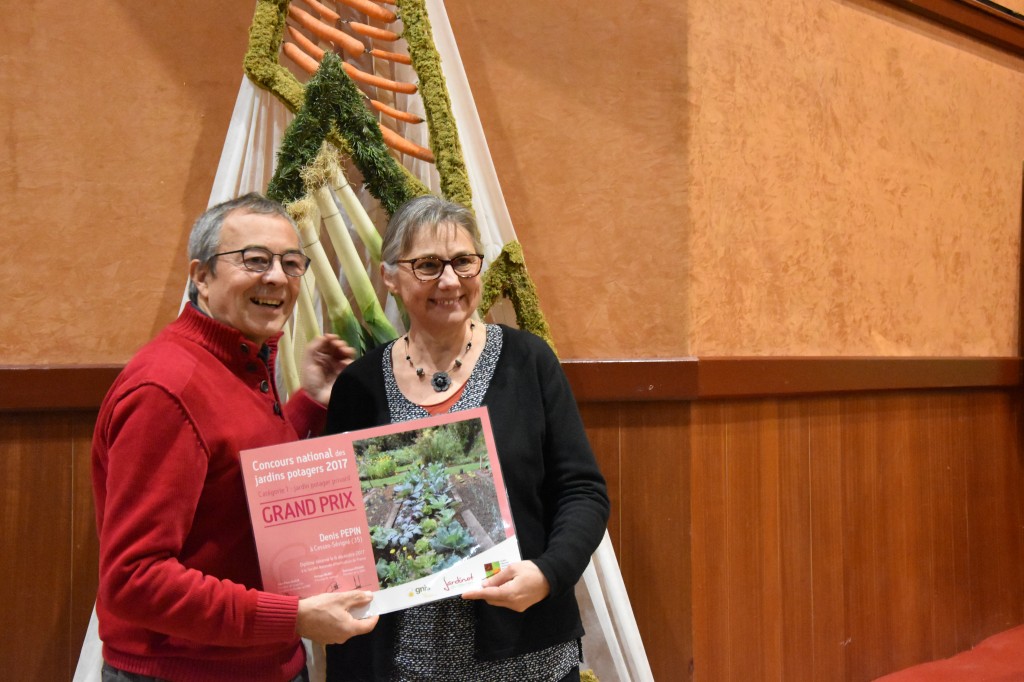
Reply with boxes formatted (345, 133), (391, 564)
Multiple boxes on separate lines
(190, 259), (212, 300)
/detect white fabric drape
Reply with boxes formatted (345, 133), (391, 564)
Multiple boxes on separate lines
(75, 3), (652, 680)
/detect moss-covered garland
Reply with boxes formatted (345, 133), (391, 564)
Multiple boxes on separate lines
(266, 52), (429, 213)
(479, 241), (556, 353)
(242, 0), (304, 112)
(397, 0), (472, 208)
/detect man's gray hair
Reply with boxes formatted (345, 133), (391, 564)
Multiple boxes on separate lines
(381, 195), (482, 273)
(186, 193), (296, 304)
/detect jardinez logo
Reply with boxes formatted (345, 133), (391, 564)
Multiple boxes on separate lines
(443, 573), (475, 592)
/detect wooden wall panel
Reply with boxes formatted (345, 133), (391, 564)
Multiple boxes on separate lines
(805, 399), (848, 679)
(962, 392), (1024, 638)
(0, 411), (98, 681)
(579, 402), (693, 681)
(7, 386), (1023, 681)
(686, 391), (1024, 681)
(618, 404), (692, 682)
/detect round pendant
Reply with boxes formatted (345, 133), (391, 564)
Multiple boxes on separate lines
(431, 371), (452, 392)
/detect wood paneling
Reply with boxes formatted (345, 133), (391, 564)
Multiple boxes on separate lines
(0, 410), (98, 682)
(7, 377), (1024, 681)
(584, 389), (1024, 682)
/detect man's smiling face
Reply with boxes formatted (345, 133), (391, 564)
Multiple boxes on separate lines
(190, 209), (301, 347)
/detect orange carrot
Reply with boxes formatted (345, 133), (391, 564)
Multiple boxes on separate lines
(370, 99), (424, 124)
(347, 22), (400, 42)
(341, 61), (418, 94)
(370, 48), (412, 65)
(301, 0), (340, 23)
(288, 5), (364, 57)
(287, 25), (325, 60)
(283, 42), (320, 75)
(379, 125), (435, 163)
(335, 0), (397, 22)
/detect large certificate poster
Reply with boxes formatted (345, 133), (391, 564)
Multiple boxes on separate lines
(239, 406), (519, 615)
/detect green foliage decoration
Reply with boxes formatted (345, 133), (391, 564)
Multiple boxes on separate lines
(397, 0), (472, 207)
(265, 52), (429, 211)
(479, 241), (557, 353)
(245, 1), (559, 353)
(245, 2), (428, 213)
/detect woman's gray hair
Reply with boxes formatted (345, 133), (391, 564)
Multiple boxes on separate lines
(186, 193), (296, 304)
(381, 195), (482, 273)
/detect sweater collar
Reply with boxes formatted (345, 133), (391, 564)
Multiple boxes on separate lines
(173, 303), (282, 368)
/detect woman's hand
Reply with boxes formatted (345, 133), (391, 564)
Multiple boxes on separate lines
(300, 334), (356, 405)
(460, 560), (550, 612)
(295, 590), (378, 644)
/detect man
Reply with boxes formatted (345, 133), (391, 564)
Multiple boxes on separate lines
(92, 193), (376, 682)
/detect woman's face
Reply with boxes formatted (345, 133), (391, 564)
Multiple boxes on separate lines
(383, 222), (482, 334)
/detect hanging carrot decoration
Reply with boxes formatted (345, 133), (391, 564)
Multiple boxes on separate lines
(303, 0), (341, 23)
(379, 125), (435, 162)
(370, 48), (412, 65)
(288, 26), (325, 60)
(336, 0), (397, 22)
(347, 22), (401, 42)
(288, 4), (365, 58)
(341, 61), (418, 94)
(370, 99), (424, 124)
(283, 42), (319, 75)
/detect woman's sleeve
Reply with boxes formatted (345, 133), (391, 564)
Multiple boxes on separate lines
(531, 340), (611, 598)
(325, 361), (382, 435)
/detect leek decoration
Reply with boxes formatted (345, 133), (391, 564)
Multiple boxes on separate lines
(277, 319), (301, 395)
(288, 197), (364, 353)
(303, 147), (397, 346)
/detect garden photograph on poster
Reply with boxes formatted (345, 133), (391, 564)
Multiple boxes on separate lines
(353, 414), (513, 589)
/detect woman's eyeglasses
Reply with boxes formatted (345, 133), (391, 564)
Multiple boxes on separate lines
(396, 254), (484, 281)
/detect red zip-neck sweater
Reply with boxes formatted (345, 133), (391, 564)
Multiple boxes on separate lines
(92, 304), (325, 681)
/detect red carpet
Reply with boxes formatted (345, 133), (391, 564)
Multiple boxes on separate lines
(874, 625), (1024, 681)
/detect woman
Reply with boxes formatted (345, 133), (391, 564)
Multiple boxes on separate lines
(324, 195), (610, 681)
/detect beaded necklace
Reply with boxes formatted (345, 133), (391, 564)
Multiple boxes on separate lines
(403, 321), (475, 392)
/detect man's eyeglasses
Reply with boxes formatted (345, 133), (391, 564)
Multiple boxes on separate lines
(396, 254), (484, 281)
(213, 247), (311, 278)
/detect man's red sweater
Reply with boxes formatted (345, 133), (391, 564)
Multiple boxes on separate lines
(92, 305), (325, 681)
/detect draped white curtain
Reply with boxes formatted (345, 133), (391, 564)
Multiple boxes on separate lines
(75, 3), (652, 680)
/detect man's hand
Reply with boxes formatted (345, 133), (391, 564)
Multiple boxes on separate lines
(296, 590), (378, 644)
(300, 334), (356, 405)
(460, 560), (550, 613)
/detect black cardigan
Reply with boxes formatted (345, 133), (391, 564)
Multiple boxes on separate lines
(324, 325), (610, 680)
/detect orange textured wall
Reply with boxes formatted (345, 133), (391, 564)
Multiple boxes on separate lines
(685, 0), (1024, 356)
(447, 0), (1024, 358)
(1, 2), (255, 365)
(3, 0), (1022, 364)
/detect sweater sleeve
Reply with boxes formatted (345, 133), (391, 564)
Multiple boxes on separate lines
(524, 336), (611, 598)
(284, 388), (328, 439)
(96, 384), (298, 646)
